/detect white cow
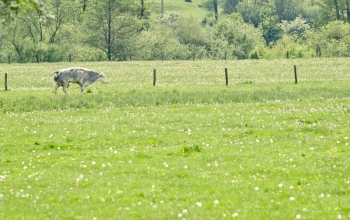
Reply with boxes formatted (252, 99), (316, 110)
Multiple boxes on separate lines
(53, 67), (108, 95)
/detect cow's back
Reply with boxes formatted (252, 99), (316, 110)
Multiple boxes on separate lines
(54, 68), (89, 83)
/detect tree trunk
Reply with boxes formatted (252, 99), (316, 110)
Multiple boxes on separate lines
(161, 0), (164, 16)
(346, 0), (350, 22)
(82, 0), (87, 11)
(214, 0), (218, 21)
(334, 0), (340, 20)
(107, 0), (112, 61)
(12, 42), (23, 62)
(37, 11), (43, 42)
(49, 8), (62, 43)
(141, 0), (144, 17)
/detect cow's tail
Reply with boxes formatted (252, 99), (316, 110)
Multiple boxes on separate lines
(41, 71), (59, 81)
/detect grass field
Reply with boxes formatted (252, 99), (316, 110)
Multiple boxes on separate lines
(150, 0), (208, 21)
(1, 59), (350, 219)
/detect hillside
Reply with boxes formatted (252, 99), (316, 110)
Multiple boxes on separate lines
(150, 0), (208, 21)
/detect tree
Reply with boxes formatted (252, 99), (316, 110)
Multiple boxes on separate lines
(174, 16), (210, 59)
(85, 0), (142, 61)
(308, 20), (350, 57)
(274, 0), (301, 22)
(221, 0), (241, 14)
(214, 0), (219, 20)
(136, 24), (188, 60)
(160, 12), (210, 59)
(236, 0), (266, 27)
(202, 0), (219, 21)
(0, 0), (88, 62)
(210, 14), (265, 59)
(261, 34), (315, 58)
(317, 0), (350, 24)
(0, 0), (48, 24)
(259, 1), (282, 45)
(279, 15), (310, 40)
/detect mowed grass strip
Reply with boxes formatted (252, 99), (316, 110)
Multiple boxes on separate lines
(0, 59), (350, 219)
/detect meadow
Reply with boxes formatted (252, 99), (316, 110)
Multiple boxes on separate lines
(0, 59), (350, 219)
(149, 0), (208, 21)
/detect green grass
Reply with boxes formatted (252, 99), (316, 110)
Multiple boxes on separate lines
(150, 0), (208, 21)
(1, 59), (350, 219)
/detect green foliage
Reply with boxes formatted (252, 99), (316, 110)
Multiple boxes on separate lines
(174, 16), (210, 58)
(261, 35), (315, 58)
(274, 0), (304, 22)
(160, 11), (184, 28)
(279, 15), (310, 40)
(317, 0), (350, 25)
(0, 0), (350, 62)
(308, 20), (350, 57)
(84, 0), (141, 61)
(236, 0), (263, 27)
(136, 22), (189, 60)
(0, 0), (46, 24)
(220, 0), (240, 14)
(210, 14), (265, 59)
(259, 2), (283, 45)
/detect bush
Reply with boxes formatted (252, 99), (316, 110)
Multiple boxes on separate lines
(261, 35), (315, 59)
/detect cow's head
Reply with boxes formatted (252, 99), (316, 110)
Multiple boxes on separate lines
(98, 72), (108, 84)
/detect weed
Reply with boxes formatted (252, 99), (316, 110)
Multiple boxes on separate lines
(182, 144), (201, 155)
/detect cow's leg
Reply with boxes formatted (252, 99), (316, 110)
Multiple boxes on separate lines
(80, 84), (85, 94)
(62, 83), (69, 95)
(54, 84), (60, 94)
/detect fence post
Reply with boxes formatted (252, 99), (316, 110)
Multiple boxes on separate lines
(69, 54), (72, 62)
(225, 68), (228, 86)
(294, 65), (298, 84)
(7, 54), (10, 64)
(5, 73), (8, 91)
(286, 51), (289, 59)
(153, 69), (156, 86)
(224, 52), (227, 60)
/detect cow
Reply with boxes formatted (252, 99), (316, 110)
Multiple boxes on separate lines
(53, 67), (108, 95)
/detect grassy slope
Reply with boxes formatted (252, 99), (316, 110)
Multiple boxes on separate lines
(150, 0), (208, 21)
(0, 59), (350, 219)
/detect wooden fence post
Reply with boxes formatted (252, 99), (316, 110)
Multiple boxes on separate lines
(294, 65), (298, 84)
(225, 68), (228, 86)
(7, 54), (10, 64)
(5, 73), (8, 91)
(153, 69), (156, 86)
(69, 54), (72, 62)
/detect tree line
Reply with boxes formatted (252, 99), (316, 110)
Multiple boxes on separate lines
(1, 0), (350, 63)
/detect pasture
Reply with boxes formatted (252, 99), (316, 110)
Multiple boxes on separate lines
(0, 59), (350, 219)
